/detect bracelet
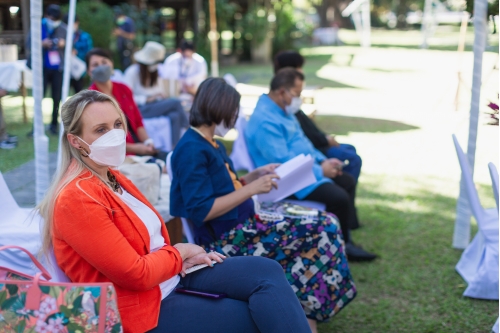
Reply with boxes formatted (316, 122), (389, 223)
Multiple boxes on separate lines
(240, 178), (247, 186)
(143, 138), (154, 146)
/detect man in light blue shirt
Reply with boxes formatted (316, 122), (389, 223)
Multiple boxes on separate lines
(246, 68), (376, 262)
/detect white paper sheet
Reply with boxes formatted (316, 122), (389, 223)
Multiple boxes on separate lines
(258, 154), (316, 202)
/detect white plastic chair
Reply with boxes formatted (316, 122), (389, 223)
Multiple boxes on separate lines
(493, 317), (499, 333)
(229, 115), (256, 172)
(0, 172), (69, 282)
(488, 162), (499, 209)
(452, 135), (499, 300)
(166, 152), (196, 244)
(143, 116), (172, 152)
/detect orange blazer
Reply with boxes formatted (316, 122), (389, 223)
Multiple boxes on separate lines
(53, 168), (183, 333)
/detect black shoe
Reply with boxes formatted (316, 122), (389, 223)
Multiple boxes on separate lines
(345, 243), (377, 262)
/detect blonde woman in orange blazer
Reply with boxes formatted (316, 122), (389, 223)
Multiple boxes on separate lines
(38, 90), (310, 333)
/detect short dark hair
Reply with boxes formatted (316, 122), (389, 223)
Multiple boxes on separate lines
(273, 51), (305, 73)
(179, 40), (195, 52)
(63, 14), (79, 25)
(46, 5), (62, 20)
(190, 78), (241, 128)
(85, 48), (113, 68)
(270, 68), (304, 91)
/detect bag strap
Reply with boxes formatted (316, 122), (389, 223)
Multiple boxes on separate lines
(0, 245), (52, 281)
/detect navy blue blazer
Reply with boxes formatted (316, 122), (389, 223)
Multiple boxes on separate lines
(170, 128), (240, 226)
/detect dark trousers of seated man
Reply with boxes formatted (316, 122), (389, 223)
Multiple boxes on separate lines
(44, 67), (63, 130)
(290, 172), (358, 243)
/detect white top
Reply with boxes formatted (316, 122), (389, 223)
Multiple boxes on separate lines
(117, 188), (180, 300)
(159, 52), (207, 89)
(123, 64), (165, 106)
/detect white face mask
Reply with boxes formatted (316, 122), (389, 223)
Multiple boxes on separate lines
(46, 19), (61, 31)
(78, 129), (126, 167)
(285, 96), (302, 115)
(214, 122), (231, 138)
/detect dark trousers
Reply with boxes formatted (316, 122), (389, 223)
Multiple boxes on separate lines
(148, 256), (311, 333)
(70, 77), (84, 94)
(294, 173), (359, 242)
(43, 68), (63, 126)
(119, 49), (132, 71)
(139, 98), (189, 147)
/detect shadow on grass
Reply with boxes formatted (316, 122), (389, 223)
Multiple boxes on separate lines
(342, 42), (499, 53)
(221, 54), (361, 89)
(313, 115), (419, 136)
(323, 176), (498, 333)
(218, 115), (418, 155)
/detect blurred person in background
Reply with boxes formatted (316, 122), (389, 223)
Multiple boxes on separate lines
(246, 68), (376, 261)
(160, 40), (207, 97)
(273, 51), (362, 183)
(113, 7), (136, 71)
(26, 4), (67, 135)
(63, 14), (93, 93)
(86, 48), (166, 160)
(124, 42), (188, 147)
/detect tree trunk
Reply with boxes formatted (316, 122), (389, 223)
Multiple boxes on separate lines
(396, 0), (408, 29)
(315, 0), (353, 29)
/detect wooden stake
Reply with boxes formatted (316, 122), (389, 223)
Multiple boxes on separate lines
(209, 0), (219, 77)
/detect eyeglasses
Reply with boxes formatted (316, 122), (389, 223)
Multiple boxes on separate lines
(286, 89), (300, 98)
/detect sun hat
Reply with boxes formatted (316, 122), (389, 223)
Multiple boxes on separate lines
(134, 41), (166, 65)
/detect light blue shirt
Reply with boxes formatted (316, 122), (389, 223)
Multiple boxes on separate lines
(245, 94), (332, 199)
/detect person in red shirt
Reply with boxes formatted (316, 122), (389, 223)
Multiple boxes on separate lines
(85, 48), (164, 158)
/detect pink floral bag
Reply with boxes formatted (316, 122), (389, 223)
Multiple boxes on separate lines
(0, 245), (123, 333)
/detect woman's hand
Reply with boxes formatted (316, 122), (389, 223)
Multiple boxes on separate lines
(174, 243), (226, 277)
(327, 135), (340, 147)
(241, 163), (280, 184)
(127, 143), (156, 156)
(173, 243), (206, 260)
(247, 174), (279, 195)
(180, 251), (226, 277)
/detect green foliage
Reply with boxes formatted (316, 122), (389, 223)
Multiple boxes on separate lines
(466, 0), (499, 16)
(196, 0), (241, 62)
(241, 5), (270, 46)
(62, 0), (114, 49)
(272, 2), (299, 55)
(113, 3), (165, 46)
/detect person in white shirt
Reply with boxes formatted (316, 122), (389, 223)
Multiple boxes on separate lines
(124, 41), (188, 147)
(159, 40), (207, 96)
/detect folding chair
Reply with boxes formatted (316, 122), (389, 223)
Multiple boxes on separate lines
(166, 152), (196, 244)
(452, 135), (499, 300)
(0, 172), (69, 282)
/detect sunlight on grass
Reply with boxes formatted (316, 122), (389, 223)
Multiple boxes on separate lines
(322, 174), (497, 333)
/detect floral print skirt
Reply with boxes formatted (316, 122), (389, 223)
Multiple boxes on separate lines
(203, 206), (357, 321)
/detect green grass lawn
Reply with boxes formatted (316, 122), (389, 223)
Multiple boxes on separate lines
(323, 175), (497, 333)
(0, 96), (59, 173)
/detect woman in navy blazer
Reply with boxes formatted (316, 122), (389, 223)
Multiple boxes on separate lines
(170, 78), (356, 333)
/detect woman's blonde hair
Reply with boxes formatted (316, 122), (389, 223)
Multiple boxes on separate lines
(38, 89), (127, 257)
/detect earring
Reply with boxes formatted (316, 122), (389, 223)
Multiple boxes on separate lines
(79, 147), (89, 157)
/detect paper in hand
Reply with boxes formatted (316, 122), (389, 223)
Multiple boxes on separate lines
(257, 154), (316, 202)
